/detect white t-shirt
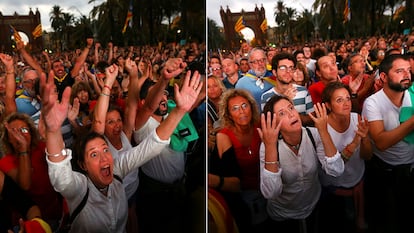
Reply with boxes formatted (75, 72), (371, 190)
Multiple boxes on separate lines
(362, 89), (414, 165)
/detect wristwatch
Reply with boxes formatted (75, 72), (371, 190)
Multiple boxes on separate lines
(351, 93), (358, 99)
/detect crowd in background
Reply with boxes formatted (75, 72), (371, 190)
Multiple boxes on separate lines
(0, 38), (206, 233)
(208, 33), (414, 233)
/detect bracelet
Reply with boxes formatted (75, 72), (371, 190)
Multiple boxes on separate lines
(6, 70), (15, 75)
(18, 151), (28, 156)
(45, 148), (67, 158)
(264, 160), (279, 166)
(103, 84), (112, 91)
(340, 151), (350, 162)
(217, 176), (224, 190)
(100, 92), (110, 97)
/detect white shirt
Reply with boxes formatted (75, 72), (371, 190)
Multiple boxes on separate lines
(133, 116), (185, 184)
(47, 129), (169, 233)
(105, 131), (138, 200)
(321, 113), (365, 188)
(362, 89), (414, 165)
(260, 127), (344, 220)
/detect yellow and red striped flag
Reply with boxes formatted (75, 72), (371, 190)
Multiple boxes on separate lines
(122, 0), (133, 34)
(32, 24), (42, 39)
(10, 25), (22, 42)
(260, 19), (267, 33)
(343, 0), (351, 23)
(234, 16), (246, 33)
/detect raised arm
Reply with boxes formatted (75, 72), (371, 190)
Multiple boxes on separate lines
(257, 112), (282, 173)
(40, 71), (71, 162)
(15, 41), (43, 76)
(0, 53), (17, 115)
(155, 70), (202, 140)
(92, 64), (119, 135)
(71, 38), (94, 78)
(309, 102), (338, 157)
(134, 58), (186, 130)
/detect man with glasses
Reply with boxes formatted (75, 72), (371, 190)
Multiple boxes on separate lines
(261, 53), (314, 126)
(15, 68), (41, 126)
(236, 47), (275, 110)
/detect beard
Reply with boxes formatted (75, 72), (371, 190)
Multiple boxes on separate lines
(388, 78), (412, 92)
(154, 101), (168, 116)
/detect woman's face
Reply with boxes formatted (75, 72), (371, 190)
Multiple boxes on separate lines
(82, 137), (114, 188)
(8, 119), (32, 150)
(273, 99), (302, 132)
(104, 110), (123, 139)
(327, 88), (352, 116)
(76, 90), (89, 104)
(293, 69), (305, 84)
(207, 78), (222, 100)
(228, 96), (252, 127)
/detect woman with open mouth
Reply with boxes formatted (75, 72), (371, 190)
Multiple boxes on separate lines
(39, 60), (202, 233)
(258, 95), (345, 233)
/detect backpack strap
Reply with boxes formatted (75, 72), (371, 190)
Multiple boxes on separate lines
(305, 127), (317, 151)
(68, 187), (89, 225)
(66, 174), (122, 226)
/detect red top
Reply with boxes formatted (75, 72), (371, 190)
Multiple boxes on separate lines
(308, 81), (326, 104)
(220, 126), (261, 190)
(0, 142), (62, 222)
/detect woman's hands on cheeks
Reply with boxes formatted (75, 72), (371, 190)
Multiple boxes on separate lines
(257, 111), (283, 147)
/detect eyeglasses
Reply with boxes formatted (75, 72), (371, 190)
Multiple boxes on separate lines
(249, 58), (267, 65)
(19, 127), (30, 134)
(335, 96), (351, 104)
(230, 103), (249, 112)
(278, 65), (297, 73)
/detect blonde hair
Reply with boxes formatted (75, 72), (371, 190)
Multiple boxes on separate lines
(219, 89), (260, 128)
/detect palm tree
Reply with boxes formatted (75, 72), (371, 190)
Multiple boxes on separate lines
(62, 13), (74, 51)
(50, 5), (65, 51)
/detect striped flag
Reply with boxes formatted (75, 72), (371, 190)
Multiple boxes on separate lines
(32, 24), (42, 39)
(343, 0), (351, 23)
(234, 16), (246, 33)
(260, 19), (267, 33)
(122, 0), (133, 34)
(10, 25), (22, 42)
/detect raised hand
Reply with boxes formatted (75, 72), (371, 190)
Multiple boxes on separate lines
(0, 53), (14, 70)
(68, 97), (80, 123)
(174, 70), (202, 113)
(5, 123), (29, 153)
(355, 115), (369, 141)
(309, 102), (329, 132)
(40, 71), (71, 133)
(125, 58), (138, 77)
(257, 111), (283, 146)
(162, 58), (187, 80)
(104, 64), (119, 87)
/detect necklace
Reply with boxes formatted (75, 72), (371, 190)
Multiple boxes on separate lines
(283, 134), (302, 151)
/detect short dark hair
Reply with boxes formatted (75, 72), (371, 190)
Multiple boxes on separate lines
(271, 52), (297, 71)
(379, 54), (409, 75)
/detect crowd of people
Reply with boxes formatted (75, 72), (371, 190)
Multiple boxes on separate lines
(208, 33), (414, 233)
(0, 38), (206, 233)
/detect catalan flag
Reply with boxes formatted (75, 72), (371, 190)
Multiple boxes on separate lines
(260, 19), (267, 33)
(234, 16), (246, 33)
(122, 0), (133, 34)
(10, 25), (22, 43)
(32, 24), (42, 39)
(343, 0), (351, 23)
